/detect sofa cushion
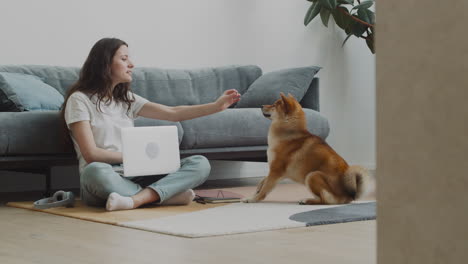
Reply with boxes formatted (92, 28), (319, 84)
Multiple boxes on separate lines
(0, 112), (185, 155)
(0, 111), (71, 155)
(134, 117), (184, 144)
(179, 108), (329, 149)
(235, 66), (321, 108)
(130, 65), (262, 106)
(0, 65), (80, 96)
(0, 72), (64, 111)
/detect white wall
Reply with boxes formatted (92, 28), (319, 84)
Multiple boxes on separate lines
(0, 0), (375, 190)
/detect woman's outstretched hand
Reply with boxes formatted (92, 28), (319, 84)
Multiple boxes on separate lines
(215, 89), (241, 110)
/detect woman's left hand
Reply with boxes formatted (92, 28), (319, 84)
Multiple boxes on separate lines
(215, 89), (241, 110)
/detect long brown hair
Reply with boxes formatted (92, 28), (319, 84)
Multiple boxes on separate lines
(60, 38), (135, 146)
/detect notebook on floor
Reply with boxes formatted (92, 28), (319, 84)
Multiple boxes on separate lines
(114, 126), (180, 177)
(194, 190), (244, 204)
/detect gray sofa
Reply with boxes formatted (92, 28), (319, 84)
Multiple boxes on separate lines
(0, 64), (329, 194)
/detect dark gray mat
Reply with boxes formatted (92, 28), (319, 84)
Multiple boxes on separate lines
(289, 202), (376, 226)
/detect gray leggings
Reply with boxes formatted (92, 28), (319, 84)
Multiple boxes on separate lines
(80, 155), (210, 207)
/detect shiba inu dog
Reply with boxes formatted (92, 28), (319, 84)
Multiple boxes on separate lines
(242, 93), (370, 205)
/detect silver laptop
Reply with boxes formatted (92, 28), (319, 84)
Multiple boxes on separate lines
(114, 126), (181, 177)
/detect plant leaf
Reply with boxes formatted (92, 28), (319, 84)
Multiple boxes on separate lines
(342, 34), (353, 47)
(345, 24), (352, 35)
(366, 33), (375, 54)
(319, 0), (337, 10)
(368, 9), (375, 24)
(351, 18), (367, 37)
(352, 0), (374, 10)
(304, 2), (322, 26)
(332, 7), (351, 31)
(320, 8), (331, 27)
(357, 8), (375, 24)
(338, 0), (354, 4)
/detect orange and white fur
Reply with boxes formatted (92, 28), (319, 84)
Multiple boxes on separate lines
(242, 93), (371, 205)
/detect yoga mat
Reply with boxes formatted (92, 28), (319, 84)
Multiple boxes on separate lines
(289, 202), (376, 226)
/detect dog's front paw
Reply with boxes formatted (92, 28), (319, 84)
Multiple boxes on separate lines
(299, 198), (321, 205)
(241, 197), (258, 203)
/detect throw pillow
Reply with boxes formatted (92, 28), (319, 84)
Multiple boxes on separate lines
(0, 72), (64, 111)
(235, 66), (321, 108)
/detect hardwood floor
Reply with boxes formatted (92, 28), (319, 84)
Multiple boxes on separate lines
(0, 178), (376, 264)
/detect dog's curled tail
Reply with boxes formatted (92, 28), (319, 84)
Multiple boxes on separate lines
(343, 165), (372, 200)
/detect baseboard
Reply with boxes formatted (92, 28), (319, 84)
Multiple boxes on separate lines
(208, 160), (269, 180)
(364, 163), (377, 171)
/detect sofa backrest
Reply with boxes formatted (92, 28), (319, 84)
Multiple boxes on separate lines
(131, 65), (261, 106)
(0, 65), (262, 106)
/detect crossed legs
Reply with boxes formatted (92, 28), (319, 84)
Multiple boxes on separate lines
(80, 155), (210, 211)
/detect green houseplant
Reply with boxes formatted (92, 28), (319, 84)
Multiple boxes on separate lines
(304, 0), (375, 53)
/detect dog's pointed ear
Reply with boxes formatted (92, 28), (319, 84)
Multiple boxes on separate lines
(287, 93), (297, 103)
(280, 92), (290, 114)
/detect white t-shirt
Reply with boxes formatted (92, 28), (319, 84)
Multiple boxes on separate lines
(64, 91), (149, 174)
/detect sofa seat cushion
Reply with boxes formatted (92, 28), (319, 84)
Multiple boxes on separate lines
(0, 113), (185, 156)
(179, 108), (329, 149)
(0, 111), (72, 155)
(134, 117), (184, 144)
(0, 109), (329, 155)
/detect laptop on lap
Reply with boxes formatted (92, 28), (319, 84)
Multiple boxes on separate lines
(114, 126), (180, 177)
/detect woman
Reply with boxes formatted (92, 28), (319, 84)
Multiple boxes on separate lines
(61, 38), (240, 211)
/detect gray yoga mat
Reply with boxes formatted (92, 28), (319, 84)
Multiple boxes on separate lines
(289, 202), (376, 226)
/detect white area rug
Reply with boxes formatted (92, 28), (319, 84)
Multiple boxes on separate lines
(120, 202), (344, 238)
(8, 184), (375, 238)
